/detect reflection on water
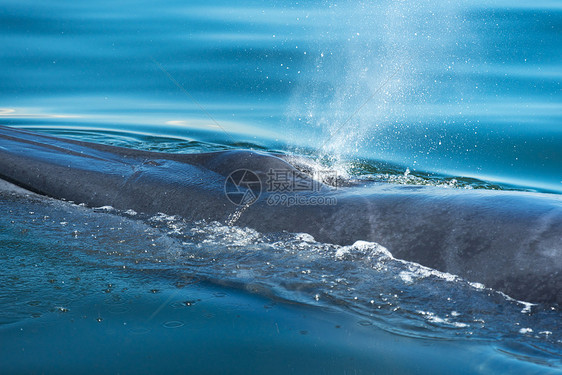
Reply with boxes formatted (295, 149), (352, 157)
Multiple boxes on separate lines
(0, 108), (79, 118)
(0, 0), (560, 192)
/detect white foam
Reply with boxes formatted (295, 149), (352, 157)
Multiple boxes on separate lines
(418, 310), (470, 328)
(397, 261), (459, 283)
(497, 291), (538, 310)
(399, 271), (414, 284)
(468, 281), (486, 290)
(520, 302), (535, 314)
(295, 233), (316, 243)
(336, 240), (394, 260)
(452, 322), (469, 328)
(151, 212), (179, 222)
(94, 205), (114, 211)
(335, 247), (350, 259)
(196, 221), (262, 248)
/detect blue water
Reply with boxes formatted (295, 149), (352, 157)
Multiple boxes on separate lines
(1, 0), (561, 373)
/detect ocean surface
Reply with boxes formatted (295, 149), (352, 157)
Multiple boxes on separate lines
(0, 0), (561, 373)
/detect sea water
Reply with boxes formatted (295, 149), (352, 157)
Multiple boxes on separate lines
(0, 0), (561, 373)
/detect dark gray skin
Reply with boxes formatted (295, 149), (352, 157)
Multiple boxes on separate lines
(0, 125), (560, 304)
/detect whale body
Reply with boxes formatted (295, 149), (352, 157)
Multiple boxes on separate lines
(0, 125), (560, 304)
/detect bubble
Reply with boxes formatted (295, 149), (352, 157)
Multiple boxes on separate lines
(163, 320), (184, 328)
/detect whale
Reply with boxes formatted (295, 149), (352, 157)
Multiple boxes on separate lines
(0, 125), (560, 305)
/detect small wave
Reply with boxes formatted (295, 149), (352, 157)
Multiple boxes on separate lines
(2, 187), (560, 366)
(140, 211), (561, 346)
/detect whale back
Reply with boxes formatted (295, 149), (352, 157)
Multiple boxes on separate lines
(0, 125), (561, 304)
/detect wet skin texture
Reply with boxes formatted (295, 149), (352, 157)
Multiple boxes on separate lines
(0, 125), (560, 305)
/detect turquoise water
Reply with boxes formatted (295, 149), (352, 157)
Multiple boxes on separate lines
(1, 0), (561, 373)
(2, 0), (561, 192)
